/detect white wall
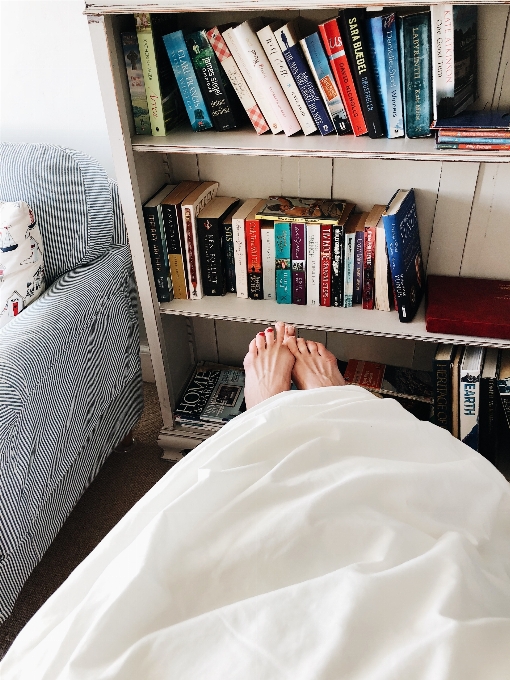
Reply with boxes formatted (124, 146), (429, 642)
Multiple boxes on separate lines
(0, 0), (115, 178)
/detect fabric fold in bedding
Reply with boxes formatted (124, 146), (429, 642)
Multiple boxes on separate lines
(2, 385), (510, 679)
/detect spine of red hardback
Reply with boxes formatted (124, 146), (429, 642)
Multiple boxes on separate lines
(246, 217), (263, 300)
(362, 223), (376, 309)
(291, 222), (306, 305)
(320, 224), (332, 306)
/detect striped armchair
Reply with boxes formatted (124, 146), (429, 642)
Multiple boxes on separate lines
(0, 144), (143, 622)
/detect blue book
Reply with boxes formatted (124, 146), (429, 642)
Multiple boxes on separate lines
(431, 110), (510, 130)
(382, 189), (425, 323)
(274, 22), (335, 136)
(163, 30), (214, 132)
(275, 222), (292, 304)
(399, 10), (432, 138)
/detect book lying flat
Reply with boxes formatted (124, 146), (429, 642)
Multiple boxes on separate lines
(343, 359), (434, 403)
(430, 111), (510, 130)
(256, 196), (348, 224)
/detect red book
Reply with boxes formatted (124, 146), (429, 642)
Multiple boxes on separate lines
(362, 220), (377, 310)
(426, 275), (510, 340)
(318, 19), (367, 136)
(320, 224), (332, 306)
(245, 200), (266, 300)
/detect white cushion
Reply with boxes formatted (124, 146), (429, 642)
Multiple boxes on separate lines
(0, 201), (45, 329)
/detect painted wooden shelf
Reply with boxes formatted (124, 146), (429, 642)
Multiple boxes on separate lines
(160, 294), (510, 349)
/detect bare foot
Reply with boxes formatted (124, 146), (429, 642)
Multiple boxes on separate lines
(243, 321), (295, 409)
(283, 332), (346, 390)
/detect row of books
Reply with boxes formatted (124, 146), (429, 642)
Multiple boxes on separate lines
(122, 6), (478, 140)
(142, 181), (424, 324)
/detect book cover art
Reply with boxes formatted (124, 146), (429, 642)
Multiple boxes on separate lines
(256, 196), (347, 224)
(261, 224), (276, 300)
(306, 223), (321, 306)
(291, 222), (306, 305)
(201, 366), (246, 423)
(121, 32), (150, 135)
(174, 364), (222, 421)
(344, 359), (434, 403)
(320, 224), (332, 307)
(275, 221), (291, 304)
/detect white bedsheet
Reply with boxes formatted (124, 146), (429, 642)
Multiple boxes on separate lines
(2, 385), (510, 680)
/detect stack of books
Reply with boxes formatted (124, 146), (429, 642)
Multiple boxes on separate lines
(430, 111), (510, 151)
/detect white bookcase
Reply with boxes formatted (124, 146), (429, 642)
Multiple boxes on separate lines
(86, 1), (510, 460)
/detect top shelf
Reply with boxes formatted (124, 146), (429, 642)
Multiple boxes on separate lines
(132, 126), (510, 163)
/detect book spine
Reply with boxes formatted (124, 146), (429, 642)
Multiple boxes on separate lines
(438, 136), (510, 145)
(135, 14), (167, 136)
(274, 25), (335, 136)
(338, 9), (384, 139)
(362, 224), (376, 309)
(143, 205), (172, 302)
(261, 225), (276, 300)
(320, 224), (332, 306)
(331, 224), (344, 307)
(222, 221), (236, 294)
(291, 222), (306, 305)
(382, 14), (404, 139)
(182, 186), (218, 300)
(246, 217), (263, 300)
(163, 30), (214, 132)
(437, 129), (510, 139)
(306, 223), (321, 306)
(460, 369), (481, 451)
(382, 213), (407, 322)
(318, 20), (367, 136)
(233, 216), (249, 299)
(275, 221), (291, 304)
(161, 203), (189, 299)
(206, 27), (270, 135)
(399, 13), (433, 138)
(436, 143), (510, 150)
(343, 232), (355, 307)
(197, 216), (226, 296)
(121, 32), (150, 135)
(478, 376), (498, 464)
(185, 30), (238, 132)
(233, 21), (300, 136)
(300, 33), (351, 135)
(366, 17), (388, 135)
(434, 359), (452, 432)
(431, 4), (446, 121)
(353, 230), (364, 305)
(257, 25), (317, 135)
(374, 223), (390, 312)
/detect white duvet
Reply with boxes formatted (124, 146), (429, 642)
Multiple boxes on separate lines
(2, 386), (510, 680)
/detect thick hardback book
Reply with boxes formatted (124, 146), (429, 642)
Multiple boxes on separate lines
(185, 30), (239, 131)
(318, 19), (367, 136)
(261, 223), (276, 301)
(426, 276), (510, 340)
(222, 26), (282, 134)
(275, 221), (292, 304)
(362, 204), (384, 310)
(343, 212), (367, 308)
(197, 196), (239, 296)
(206, 26), (269, 135)
(256, 196), (347, 224)
(291, 223), (306, 305)
(478, 348), (501, 465)
(344, 359), (434, 403)
(135, 13), (184, 136)
(366, 14), (404, 139)
(431, 111), (510, 131)
(161, 180), (201, 299)
(257, 21), (317, 135)
(353, 228), (364, 306)
(331, 202), (355, 308)
(232, 19), (301, 136)
(142, 184), (176, 303)
(174, 363), (222, 423)
(460, 346), (486, 451)
(232, 199), (264, 299)
(200, 365), (246, 423)
(433, 343), (455, 432)
(306, 223), (321, 306)
(221, 207), (238, 294)
(181, 182), (219, 300)
(300, 31), (352, 135)
(163, 30), (214, 132)
(369, 204), (391, 312)
(320, 224), (333, 307)
(274, 21), (335, 136)
(398, 9), (432, 139)
(382, 189), (425, 323)
(121, 32), (150, 135)
(245, 206), (265, 300)
(337, 8), (384, 139)
(431, 5), (478, 120)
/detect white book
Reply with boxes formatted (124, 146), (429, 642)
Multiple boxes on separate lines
(261, 224), (276, 300)
(232, 198), (261, 299)
(306, 223), (321, 306)
(232, 19), (300, 136)
(431, 4), (448, 121)
(365, 204), (391, 312)
(181, 182), (219, 300)
(257, 21), (317, 136)
(343, 232), (355, 308)
(223, 27), (282, 134)
(460, 346), (485, 450)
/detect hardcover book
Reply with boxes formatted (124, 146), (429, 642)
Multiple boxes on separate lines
(274, 21), (335, 136)
(121, 32), (150, 135)
(318, 18), (367, 136)
(256, 196), (347, 224)
(320, 223), (332, 307)
(181, 182), (219, 300)
(163, 30), (214, 132)
(291, 223), (306, 305)
(142, 184), (177, 303)
(275, 221), (292, 304)
(331, 202), (355, 307)
(306, 223), (321, 306)
(426, 276), (510, 340)
(197, 196), (240, 296)
(135, 13), (184, 136)
(221, 207), (238, 294)
(337, 8), (384, 139)
(460, 346), (486, 451)
(232, 198), (264, 299)
(185, 30), (239, 131)
(161, 180), (201, 299)
(382, 189), (425, 323)
(245, 205), (265, 300)
(498, 350), (510, 434)
(344, 359), (434, 403)
(433, 343), (455, 432)
(261, 223), (276, 300)
(200, 365), (246, 423)
(431, 111), (510, 130)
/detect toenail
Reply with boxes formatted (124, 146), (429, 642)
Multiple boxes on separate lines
(258, 332), (265, 336)
(267, 328), (273, 332)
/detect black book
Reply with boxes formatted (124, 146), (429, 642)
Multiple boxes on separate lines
(142, 184), (176, 303)
(337, 8), (385, 139)
(331, 202), (354, 307)
(197, 196), (240, 296)
(497, 349), (510, 471)
(479, 348), (502, 466)
(433, 343), (455, 433)
(221, 207), (238, 294)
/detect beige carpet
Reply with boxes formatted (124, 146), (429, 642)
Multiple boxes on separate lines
(0, 383), (171, 660)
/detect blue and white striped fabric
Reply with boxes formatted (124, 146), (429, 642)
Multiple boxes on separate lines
(0, 144), (143, 622)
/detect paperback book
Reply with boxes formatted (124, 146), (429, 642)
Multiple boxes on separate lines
(433, 343), (456, 433)
(261, 223), (276, 301)
(306, 223), (321, 306)
(121, 31), (150, 135)
(275, 221), (292, 304)
(331, 202), (355, 308)
(142, 184), (176, 303)
(256, 196), (347, 224)
(291, 222), (306, 305)
(232, 198), (264, 299)
(460, 346), (486, 451)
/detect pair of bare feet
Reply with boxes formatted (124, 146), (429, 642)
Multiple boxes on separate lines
(243, 321), (346, 409)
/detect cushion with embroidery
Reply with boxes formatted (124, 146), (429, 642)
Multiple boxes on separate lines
(0, 200), (45, 329)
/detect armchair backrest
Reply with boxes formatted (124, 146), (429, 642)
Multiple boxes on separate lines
(0, 143), (126, 285)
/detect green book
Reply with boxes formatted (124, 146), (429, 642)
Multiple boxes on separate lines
(399, 9), (432, 138)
